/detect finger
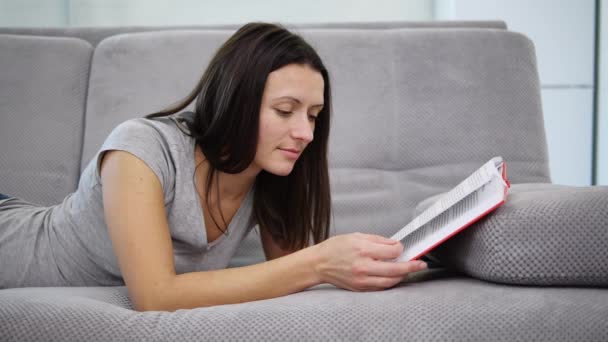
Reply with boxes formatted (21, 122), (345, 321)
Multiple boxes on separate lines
(360, 234), (400, 245)
(358, 241), (404, 260)
(364, 260), (427, 278)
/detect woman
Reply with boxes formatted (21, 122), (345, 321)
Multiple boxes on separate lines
(0, 22), (426, 311)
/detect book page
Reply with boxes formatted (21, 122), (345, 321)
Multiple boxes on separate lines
(391, 157), (504, 242)
(397, 174), (506, 261)
(391, 157), (507, 261)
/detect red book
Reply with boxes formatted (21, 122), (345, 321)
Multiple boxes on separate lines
(392, 157), (510, 262)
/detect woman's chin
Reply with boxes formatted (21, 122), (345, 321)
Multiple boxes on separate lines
(264, 163), (295, 176)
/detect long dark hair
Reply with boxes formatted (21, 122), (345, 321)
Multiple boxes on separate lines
(147, 22), (331, 250)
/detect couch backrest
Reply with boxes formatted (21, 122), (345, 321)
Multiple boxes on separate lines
(0, 20), (506, 47)
(0, 23), (550, 266)
(319, 28), (550, 237)
(0, 34), (92, 206)
(0, 24), (550, 243)
(80, 30), (230, 170)
(79, 28), (550, 242)
(0, 21), (509, 207)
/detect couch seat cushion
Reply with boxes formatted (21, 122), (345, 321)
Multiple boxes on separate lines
(1, 271), (607, 341)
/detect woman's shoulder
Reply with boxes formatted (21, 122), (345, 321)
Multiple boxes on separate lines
(164, 111), (195, 135)
(93, 114), (195, 195)
(108, 112), (195, 146)
(143, 111), (195, 134)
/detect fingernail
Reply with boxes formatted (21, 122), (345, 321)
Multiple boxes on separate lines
(418, 261), (427, 269)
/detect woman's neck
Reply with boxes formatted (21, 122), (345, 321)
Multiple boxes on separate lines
(194, 145), (258, 205)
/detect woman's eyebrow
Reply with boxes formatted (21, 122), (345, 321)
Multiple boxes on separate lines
(273, 96), (323, 107)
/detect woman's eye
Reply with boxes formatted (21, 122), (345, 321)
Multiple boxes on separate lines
(276, 109), (292, 116)
(308, 115), (318, 122)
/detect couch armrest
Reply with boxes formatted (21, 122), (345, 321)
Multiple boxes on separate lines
(415, 183), (608, 287)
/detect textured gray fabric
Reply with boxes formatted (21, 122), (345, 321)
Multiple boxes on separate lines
(309, 28), (550, 237)
(2, 273), (608, 341)
(0, 34), (92, 206)
(0, 20), (507, 47)
(81, 30), (231, 171)
(0, 112), (255, 288)
(314, 29), (550, 177)
(1, 25), (606, 342)
(79, 29), (552, 268)
(418, 183), (608, 287)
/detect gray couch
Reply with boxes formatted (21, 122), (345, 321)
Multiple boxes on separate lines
(1, 21), (607, 341)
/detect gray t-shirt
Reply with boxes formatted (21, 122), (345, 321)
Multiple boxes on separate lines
(0, 112), (256, 288)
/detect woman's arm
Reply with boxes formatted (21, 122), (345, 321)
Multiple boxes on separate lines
(100, 150), (426, 312)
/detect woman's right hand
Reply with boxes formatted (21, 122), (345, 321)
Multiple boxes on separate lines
(312, 233), (427, 291)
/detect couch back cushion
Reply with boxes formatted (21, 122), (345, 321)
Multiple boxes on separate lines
(83, 28), (550, 236)
(0, 21), (507, 47)
(311, 28), (550, 238)
(83, 28), (550, 265)
(81, 30), (231, 168)
(0, 35), (92, 205)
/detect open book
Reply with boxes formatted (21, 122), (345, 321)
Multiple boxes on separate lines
(391, 156), (510, 262)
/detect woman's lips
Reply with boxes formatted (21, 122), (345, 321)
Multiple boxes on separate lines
(279, 148), (301, 160)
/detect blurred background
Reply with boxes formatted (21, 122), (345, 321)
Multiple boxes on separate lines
(1, 0), (605, 186)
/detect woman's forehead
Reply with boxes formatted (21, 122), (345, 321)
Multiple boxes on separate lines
(264, 64), (324, 104)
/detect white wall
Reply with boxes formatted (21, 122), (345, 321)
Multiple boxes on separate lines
(0, 0), (433, 27)
(436, 0), (597, 186)
(0, 0), (68, 26)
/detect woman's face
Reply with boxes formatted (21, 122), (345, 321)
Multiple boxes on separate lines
(253, 63), (325, 176)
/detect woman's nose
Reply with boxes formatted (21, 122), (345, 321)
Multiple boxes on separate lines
(290, 114), (314, 143)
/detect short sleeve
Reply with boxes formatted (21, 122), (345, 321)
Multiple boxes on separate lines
(94, 118), (175, 194)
